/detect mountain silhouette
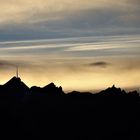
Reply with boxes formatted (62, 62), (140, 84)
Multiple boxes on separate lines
(99, 85), (126, 96)
(0, 77), (29, 102)
(4, 76), (29, 91)
(0, 77), (140, 140)
(30, 82), (64, 97)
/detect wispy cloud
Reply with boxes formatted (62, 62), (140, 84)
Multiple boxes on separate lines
(0, 35), (140, 58)
(0, 60), (16, 67)
(0, 59), (35, 70)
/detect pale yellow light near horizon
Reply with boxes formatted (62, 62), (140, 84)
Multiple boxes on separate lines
(0, 68), (140, 92)
(0, 57), (140, 92)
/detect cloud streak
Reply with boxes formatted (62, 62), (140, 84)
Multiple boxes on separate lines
(0, 59), (35, 70)
(0, 60), (16, 67)
(0, 35), (140, 58)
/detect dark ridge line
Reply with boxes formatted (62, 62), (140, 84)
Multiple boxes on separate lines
(0, 76), (139, 96)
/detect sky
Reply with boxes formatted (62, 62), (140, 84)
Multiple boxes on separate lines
(0, 0), (140, 92)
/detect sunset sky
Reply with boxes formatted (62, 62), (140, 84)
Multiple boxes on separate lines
(0, 0), (140, 92)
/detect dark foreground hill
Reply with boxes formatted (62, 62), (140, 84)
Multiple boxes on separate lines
(0, 77), (140, 140)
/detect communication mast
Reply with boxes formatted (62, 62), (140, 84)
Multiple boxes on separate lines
(16, 66), (19, 78)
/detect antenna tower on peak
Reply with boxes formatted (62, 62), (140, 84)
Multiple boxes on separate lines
(16, 66), (19, 78)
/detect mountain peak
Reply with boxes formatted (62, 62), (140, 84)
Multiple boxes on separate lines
(4, 76), (29, 91)
(99, 85), (126, 96)
(4, 76), (21, 85)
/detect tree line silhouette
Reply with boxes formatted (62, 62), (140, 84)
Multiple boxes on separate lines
(0, 76), (140, 139)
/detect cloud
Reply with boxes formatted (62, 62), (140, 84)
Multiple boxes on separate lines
(0, 60), (34, 69)
(0, 35), (140, 58)
(0, 0), (105, 24)
(0, 0), (139, 40)
(88, 61), (110, 68)
(0, 0), (139, 26)
(0, 60), (16, 67)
